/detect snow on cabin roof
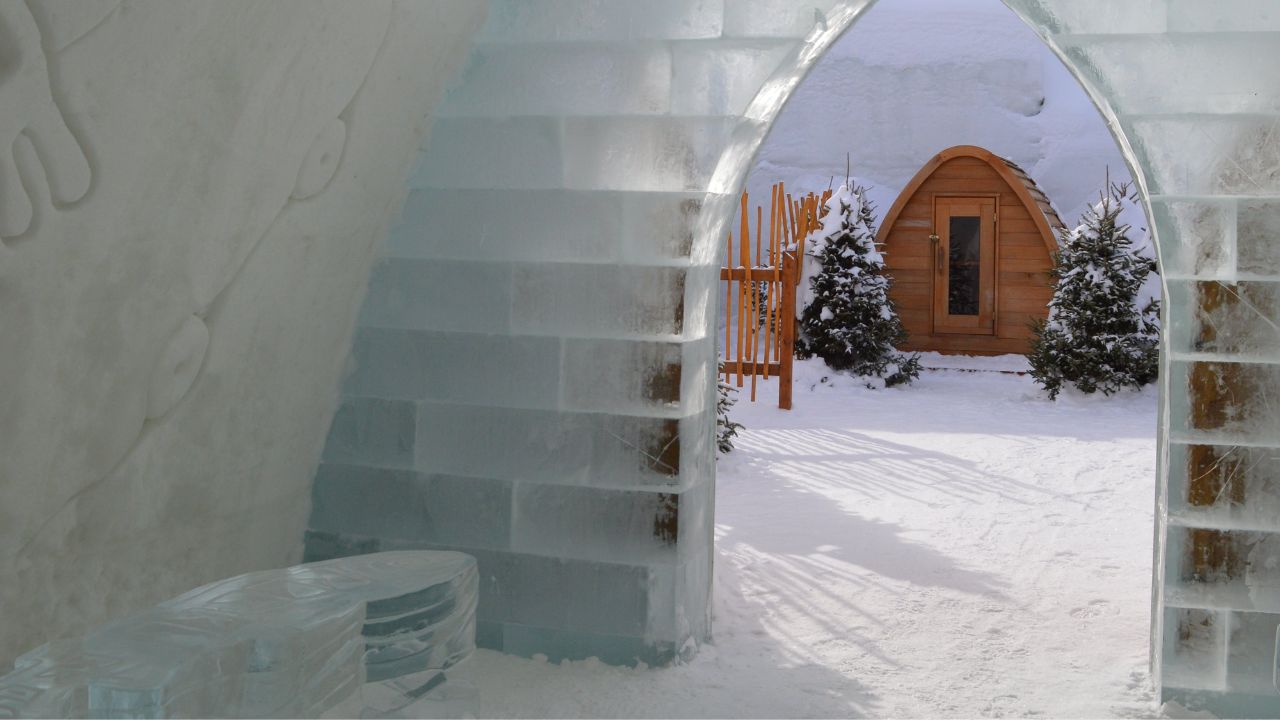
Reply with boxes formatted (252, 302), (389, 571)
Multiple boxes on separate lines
(998, 156), (1066, 233)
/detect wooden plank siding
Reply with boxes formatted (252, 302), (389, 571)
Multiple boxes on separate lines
(878, 146), (1064, 356)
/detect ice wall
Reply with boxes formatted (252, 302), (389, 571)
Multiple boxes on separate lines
(0, 1), (486, 669)
(310, 0), (1280, 711)
(1000, 4), (1280, 714)
(306, 0), (880, 665)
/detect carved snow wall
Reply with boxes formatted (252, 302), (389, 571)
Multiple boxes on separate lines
(0, 0), (486, 669)
(308, 0), (1280, 714)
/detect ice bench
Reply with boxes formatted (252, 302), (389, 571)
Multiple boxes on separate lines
(0, 551), (478, 718)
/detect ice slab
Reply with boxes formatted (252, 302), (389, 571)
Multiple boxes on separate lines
(413, 402), (709, 489)
(1170, 360), (1280, 445)
(1059, 33), (1280, 115)
(510, 480), (712, 566)
(388, 189), (703, 265)
(343, 327), (562, 410)
(1125, 115), (1280, 197)
(1167, 443), (1280, 533)
(1238, 200), (1280, 278)
(1162, 607), (1228, 692)
(511, 262), (689, 339)
(440, 44), (673, 117)
(1167, 0), (1280, 32)
(477, 0), (724, 43)
(561, 116), (738, 193)
(670, 41), (795, 116)
(722, 0), (849, 38)
(0, 552), (477, 718)
(986, 0), (1171, 35)
(1226, 612), (1280, 695)
(358, 259), (513, 335)
(1166, 281), (1280, 359)
(1149, 198), (1235, 280)
(311, 464), (513, 552)
(410, 117), (565, 191)
(559, 337), (712, 416)
(322, 397), (417, 470)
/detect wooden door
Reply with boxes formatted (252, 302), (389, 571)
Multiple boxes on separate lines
(932, 197), (996, 335)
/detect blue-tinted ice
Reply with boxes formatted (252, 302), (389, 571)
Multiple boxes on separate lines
(0, 552), (477, 718)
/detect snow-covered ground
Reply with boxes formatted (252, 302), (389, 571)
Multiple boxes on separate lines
(452, 358), (1161, 718)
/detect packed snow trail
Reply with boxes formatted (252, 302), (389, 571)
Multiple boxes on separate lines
(451, 357), (1161, 718)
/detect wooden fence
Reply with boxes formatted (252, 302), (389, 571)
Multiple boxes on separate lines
(721, 183), (831, 409)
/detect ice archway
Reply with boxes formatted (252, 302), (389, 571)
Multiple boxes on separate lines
(306, 0), (1280, 714)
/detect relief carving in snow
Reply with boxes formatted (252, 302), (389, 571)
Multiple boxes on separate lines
(0, 0), (489, 668)
(0, 0), (92, 241)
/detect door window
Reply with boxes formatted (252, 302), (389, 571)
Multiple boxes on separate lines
(948, 215), (982, 316)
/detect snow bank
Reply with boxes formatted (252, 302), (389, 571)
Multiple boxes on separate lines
(916, 351), (1031, 373)
(745, 0), (1135, 227)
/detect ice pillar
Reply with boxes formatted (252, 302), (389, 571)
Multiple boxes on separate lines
(306, 0), (876, 665)
(1004, 1), (1280, 715)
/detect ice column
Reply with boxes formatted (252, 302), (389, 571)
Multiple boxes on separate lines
(0, 552), (478, 718)
(306, 0), (873, 665)
(1003, 1), (1280, 715)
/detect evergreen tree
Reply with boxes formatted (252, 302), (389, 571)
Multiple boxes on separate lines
(796, 184), (920, 387)
(1029, 182), (1160, 399)
(716, 367), (743, 454)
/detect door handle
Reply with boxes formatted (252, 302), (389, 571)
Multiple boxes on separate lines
(930, 234), (941, 273)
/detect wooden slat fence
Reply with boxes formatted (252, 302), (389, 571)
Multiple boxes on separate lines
(721, 183), (831, 409)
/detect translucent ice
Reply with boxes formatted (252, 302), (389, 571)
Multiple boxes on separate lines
(299, 3), (1280, 711)
(1246, 537), (1280, 609)
(0, 552), (477, 718)
(441, 45), (673, 117)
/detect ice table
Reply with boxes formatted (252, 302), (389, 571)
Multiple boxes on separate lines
(0, 551), (477, 718)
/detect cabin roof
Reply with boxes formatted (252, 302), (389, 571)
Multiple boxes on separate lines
(876, 145), (1065, 255)
(998, 155), (1066, 233)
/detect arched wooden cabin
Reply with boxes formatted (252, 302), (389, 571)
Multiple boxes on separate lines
(877, 145), (1066, 355)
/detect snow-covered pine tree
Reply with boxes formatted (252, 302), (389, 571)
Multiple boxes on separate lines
(1029, 182), (1160, 399)
(716, 366), (743, 454)
(796, 183), (920, 387)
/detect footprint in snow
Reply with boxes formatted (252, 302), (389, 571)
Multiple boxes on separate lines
(1069, 599), (1112, 618)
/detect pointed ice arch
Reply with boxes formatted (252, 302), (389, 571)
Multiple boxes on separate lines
(310, 3), (1280, 715)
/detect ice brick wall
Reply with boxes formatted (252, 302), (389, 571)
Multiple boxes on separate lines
(308, 0), (1280, 705)
(306, 0), (878, 665)
(1002, 3), (1280, 715)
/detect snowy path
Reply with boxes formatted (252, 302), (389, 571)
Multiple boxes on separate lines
(453, 358), (1162, 718)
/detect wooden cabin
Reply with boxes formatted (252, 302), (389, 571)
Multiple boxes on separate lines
(877, 145), (1066, 356)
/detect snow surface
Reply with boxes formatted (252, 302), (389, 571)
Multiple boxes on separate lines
(745, 0), (1135, 227)
(449, 357), (1161, 718)
(916, 351), (1030, 373)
